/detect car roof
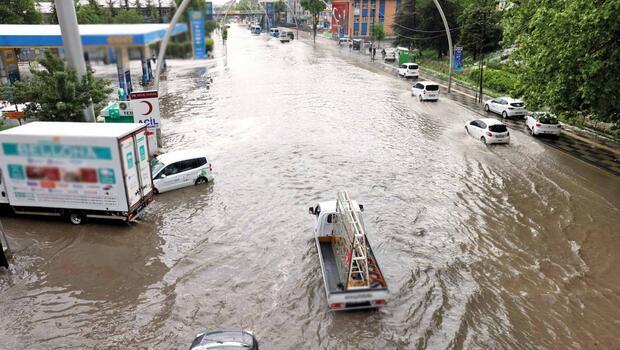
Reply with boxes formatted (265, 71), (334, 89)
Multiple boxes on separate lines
(479, 118), (504, 125)
(156, 148), (208, 165)
(499, 96), (523, 102)
(417, 81), (437, 85)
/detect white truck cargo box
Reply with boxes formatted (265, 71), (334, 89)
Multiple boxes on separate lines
(0, 122), (154, 224)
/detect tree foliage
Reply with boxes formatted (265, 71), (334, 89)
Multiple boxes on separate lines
(394, 0), (458, 58)
(0, 0), (42, 24)
(458, 0), (502, 60)
(300, 0), (326, 43)
(371, 23), (386, 47)
(1, 51), (113, 122)
(113, 8), (144, 23)
(503, 0), (620, 123)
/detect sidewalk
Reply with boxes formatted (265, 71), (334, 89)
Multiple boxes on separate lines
(299, 31), (620, 176)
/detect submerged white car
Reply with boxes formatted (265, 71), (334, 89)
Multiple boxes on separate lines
(485, 97), (526, 118)
(150, 149), (214, 193)
(526, 112), (561, 138)
(411, 81), (439, 101)
(465, 118), (510, 145)
(398, 63), (419, 78)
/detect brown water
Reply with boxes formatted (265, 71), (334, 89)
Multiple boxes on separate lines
(1, 25), (619, 349)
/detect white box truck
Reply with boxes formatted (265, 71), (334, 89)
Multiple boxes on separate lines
(0, 122), (154, 224)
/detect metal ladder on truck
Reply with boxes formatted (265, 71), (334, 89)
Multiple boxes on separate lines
(336, 190), (371, 290)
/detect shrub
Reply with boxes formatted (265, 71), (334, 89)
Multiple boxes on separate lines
(467, 67), (516, 95)
(206, 38), (214, 52)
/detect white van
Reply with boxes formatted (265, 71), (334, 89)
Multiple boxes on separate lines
(383, 48), (396, 61)
(339, 37), (352, 46)
(398, 63), (419, 78)
(150, 149), (213, 194)
(270, 28), (280, 37)
(279, 31), (290, 43)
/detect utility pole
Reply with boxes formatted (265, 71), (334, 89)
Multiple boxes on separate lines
(432, 0), (453, 93)
(477, 11), (486, 103)
(55, 0), (95, 122)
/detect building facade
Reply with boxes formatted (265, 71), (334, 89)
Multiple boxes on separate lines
(331, 0), (401, 38)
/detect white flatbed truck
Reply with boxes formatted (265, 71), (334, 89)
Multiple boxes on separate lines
(309, 190), (389, 311)
(0, 122), (154, 224)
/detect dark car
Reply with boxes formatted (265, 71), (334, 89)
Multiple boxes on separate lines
(190, 330), (258, 350)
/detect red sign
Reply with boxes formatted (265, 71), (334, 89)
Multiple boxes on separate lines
(129, 91), (158, 100)
(332, 2), (349, 36)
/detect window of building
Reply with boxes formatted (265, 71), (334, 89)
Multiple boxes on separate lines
(362, 1), (368, 9)
(354, 16), (360, 23)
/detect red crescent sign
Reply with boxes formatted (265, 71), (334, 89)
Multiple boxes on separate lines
(140, 100), (153, 115)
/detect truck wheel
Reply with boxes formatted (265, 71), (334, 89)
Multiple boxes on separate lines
(68, 211), (85, 225)
(195, 177), (208, 185)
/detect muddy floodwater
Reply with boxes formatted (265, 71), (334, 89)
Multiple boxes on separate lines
(1, 25), (619, 349)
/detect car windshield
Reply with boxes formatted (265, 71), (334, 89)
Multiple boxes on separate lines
(409, 64), (419, 69)
(192, 345), (246, 350)
(510, 102), (524, 107)
(489, 124), (508, 132)
(425, 84), (439, 91)
(150, 158), (165, 175)
(538, 114), (559, 124)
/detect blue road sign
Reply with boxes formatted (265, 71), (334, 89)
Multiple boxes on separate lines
(190, 11), (207, 59)
(453, 47), (463, 72)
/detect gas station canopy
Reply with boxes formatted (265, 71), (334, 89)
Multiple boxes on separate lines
(0, 23), (188, 48)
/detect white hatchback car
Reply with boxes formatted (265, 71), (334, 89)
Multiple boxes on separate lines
(411, 81), (439, 101)
(485, 97), (526, 118)
(465, 118), (510, 145)
(150, 149), (214, 194)
(526, 112), (561, 138)
(398, 63), (419, 78)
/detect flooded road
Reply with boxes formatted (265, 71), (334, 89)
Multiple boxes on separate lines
(1, 24), (619, 349)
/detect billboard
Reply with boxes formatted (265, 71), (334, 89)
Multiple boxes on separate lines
(205, 2), (213, 20)
(189, 10), (207, 59)
(332, 2), (348, 36)
(453, 47), (463, 72)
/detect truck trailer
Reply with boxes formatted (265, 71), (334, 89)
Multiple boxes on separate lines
(0, 122), (154, 224)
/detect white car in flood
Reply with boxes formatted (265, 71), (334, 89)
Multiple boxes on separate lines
(150, 149), (214, 193)
(398, 63), (419, 78)
(526, 112), (561, 138)
(411, 81), (439, 101)
(484, 97), (526, 118)
(465, 118), (510, 145)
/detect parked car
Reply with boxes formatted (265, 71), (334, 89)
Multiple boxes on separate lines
(286, 30), (295, 40)
(150, 149), (213, 194)
(526, 112), (561, 138)
(484, 97), (526, 118)
(190, 330), (258, 350)
(383, 48), (396, 61)
(269, 27), (280, 37)
(338, 37), (352, 46)
(465, 118), (510, 145)
(411, 81), (439, 101)
(279, 31), (290, 43)
(398, 63), (419, 78)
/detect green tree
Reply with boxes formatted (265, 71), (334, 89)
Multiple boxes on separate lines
(300, 0), (326, 43)
(113, 8), (144, 23)
(274, 0), (287, 25)
(0, 0), (42, 24)
(77, 0), (109, 24)
(415, 0), (459, 58)
(393, 0), (421, 47)
(458, 0), (502, 60)
(370, 23), (386, 47)
(1, 51), (113, 122)
(144, 0), (159, 23)
(503, 0), (620, 123)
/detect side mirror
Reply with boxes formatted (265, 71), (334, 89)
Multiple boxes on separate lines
(359, 204), (364, 212)
(308, 207), (314, 215)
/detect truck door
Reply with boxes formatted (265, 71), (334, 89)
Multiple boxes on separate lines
(120, 135), (141, 209)
(133, 130), (153, 196)
(0, 170), (9, 204)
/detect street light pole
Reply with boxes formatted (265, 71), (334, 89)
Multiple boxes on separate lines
(54, 0), (95, 122)
(154, 0), (193, 90)
(432, 0), (452, 93)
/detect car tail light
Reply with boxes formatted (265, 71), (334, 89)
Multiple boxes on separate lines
(507, 132), (510, 136)
(373, 299), (386, 305)
(486, 131), (492, 137)
(330, 303), (343, 310)
(536, 123), (541, 127)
